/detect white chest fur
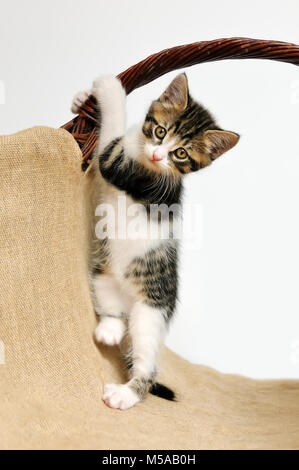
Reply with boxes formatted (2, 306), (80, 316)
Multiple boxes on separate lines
(95, 180), (164, 280)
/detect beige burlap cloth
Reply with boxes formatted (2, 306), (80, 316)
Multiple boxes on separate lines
(0, 126), (298, 450)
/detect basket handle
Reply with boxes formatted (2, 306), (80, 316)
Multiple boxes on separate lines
(61, 37), (299, 169)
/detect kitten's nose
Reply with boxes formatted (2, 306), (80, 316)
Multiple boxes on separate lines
(152, 149), (163, 161)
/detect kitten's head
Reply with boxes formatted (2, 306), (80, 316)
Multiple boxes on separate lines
(141, 73), (239, 175)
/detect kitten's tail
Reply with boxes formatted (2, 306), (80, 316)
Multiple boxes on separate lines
(124, 355), (176, 401)
(149, 382), (176, 401)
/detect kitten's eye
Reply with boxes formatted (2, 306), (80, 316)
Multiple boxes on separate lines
(155, 126), (166, 139)
(174, 148), (188, 159)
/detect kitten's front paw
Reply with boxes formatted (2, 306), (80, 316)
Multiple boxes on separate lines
(103, 383), (140, 410)
(95, 317), (125, 346)
(71, 90), (90, 114)
(92, 75), (125, 106)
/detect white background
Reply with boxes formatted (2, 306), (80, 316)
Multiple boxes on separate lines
(1, 0), (299, 378)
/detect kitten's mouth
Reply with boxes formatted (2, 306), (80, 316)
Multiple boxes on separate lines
(152, 151), (163, 162)
(143, 155), (166, 173)
(147, 157), (161, 167)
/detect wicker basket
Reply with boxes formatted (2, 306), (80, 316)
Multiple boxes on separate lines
(62, 37), (299, 170)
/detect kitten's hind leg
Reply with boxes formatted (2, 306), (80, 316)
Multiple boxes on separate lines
(102, 302), (166, 410)
(92, 273), (129, 346)
(95, 316), (125, 346)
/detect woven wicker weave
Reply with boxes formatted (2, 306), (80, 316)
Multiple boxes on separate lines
(61, 37), (299, 169)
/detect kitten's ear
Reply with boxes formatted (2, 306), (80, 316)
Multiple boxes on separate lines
(159, 73), (188, 110)
(204, 130), (240, 159)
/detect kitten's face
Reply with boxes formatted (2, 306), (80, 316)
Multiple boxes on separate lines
(141, 73), (239, 175)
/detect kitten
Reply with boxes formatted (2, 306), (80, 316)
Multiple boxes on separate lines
(71, 74), (239, 410)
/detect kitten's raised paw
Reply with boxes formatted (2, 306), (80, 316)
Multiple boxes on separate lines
(95, 317), (125, 346)
(71, 90), (90, 114)
(103, 383), (140, 410)
(92, 76), (125, 105)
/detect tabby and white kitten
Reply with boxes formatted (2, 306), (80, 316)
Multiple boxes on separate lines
(71, 74), (239, 410)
